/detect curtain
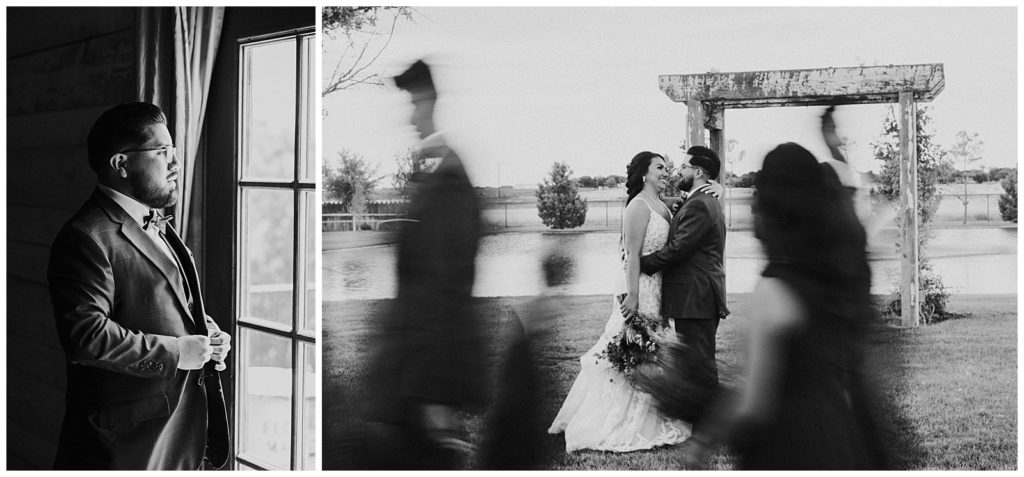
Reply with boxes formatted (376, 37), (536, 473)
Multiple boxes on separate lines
(136, 6), (224, 250)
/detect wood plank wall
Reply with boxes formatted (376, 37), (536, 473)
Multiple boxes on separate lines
(6, 7), (137, 469)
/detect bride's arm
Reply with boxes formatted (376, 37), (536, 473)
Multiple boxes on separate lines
(620, 200), (650, 317)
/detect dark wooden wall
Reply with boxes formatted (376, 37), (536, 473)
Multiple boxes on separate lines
(6, 7), (138, 469)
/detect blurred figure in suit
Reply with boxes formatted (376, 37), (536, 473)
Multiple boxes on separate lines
(358, 59), (486, 469)
(678, 142), (888, 470)
(47, 102), (230, 470)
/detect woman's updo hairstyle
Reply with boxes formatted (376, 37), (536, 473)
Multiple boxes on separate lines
(625, 151), (663, 204)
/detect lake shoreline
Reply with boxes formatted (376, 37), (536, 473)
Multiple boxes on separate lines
(323, 222), (1017, 252)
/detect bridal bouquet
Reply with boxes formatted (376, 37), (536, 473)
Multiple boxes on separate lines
(597, 294), (671, 381)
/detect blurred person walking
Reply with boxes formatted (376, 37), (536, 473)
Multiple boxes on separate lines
(678, 142), (888, 470)
(356, 59), (486, 470)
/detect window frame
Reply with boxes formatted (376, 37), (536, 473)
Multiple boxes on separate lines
(233, 26), (316, 471)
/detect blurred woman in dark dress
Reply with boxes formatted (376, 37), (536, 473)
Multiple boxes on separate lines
(680, 142), (888, 470)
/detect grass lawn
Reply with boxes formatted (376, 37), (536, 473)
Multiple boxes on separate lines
(323, 294), (1017, 470)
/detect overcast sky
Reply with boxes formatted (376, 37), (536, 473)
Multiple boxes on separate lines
(323, 6), (1018, 187)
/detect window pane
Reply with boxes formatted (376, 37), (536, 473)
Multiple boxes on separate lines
(241, 38), (296, 181)
(298, 342), (316, 469)
(240, 188), (294, 329)
(299, 34), (315, 182)
(238, 328), (293, 470)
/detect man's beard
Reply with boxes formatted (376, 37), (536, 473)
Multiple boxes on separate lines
(677, 176), (694, 193)
(131, 174), (177, 209)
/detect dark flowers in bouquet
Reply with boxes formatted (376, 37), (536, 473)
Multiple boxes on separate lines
(597, 294), (671, 381)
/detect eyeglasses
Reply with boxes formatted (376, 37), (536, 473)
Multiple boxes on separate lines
(120, 145), (176, 157)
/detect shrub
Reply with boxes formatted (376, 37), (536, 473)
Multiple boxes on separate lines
(998, 170), (1017, 223)
(882, 260), (954, 324)
(536, 162), (587, 229)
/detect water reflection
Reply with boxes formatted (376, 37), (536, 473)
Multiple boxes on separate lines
(324, 228), (1017, 301)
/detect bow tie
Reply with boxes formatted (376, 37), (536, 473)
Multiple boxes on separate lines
(143, 210), (173, 233)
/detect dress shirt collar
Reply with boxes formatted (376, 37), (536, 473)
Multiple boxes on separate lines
(98, 184), (153, 228)
(417, 130), (449, 158)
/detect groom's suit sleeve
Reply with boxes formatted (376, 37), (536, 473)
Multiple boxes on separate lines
(640, 198), (713, 274)
(48, 226), (180, 380)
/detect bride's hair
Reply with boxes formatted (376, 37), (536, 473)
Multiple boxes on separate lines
(625, 151), (663, 205)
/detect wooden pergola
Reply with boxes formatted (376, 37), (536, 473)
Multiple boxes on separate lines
(659, 64), (945, 326)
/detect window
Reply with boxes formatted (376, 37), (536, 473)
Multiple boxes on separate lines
(235, 29), (316, 470)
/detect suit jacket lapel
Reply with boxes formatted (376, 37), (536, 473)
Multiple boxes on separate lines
(92, 191), (196, 326)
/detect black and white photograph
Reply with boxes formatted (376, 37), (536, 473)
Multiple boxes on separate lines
(6, 6), (316, 470)
(322, 6), (1018, 470)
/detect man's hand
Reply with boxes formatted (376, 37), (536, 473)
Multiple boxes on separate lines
(209, 330), (232, 371)
(177, 335), (212, 370)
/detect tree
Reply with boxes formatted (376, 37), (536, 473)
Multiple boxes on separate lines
(322, 7), (414, 97)
(988, 167), (1014, 183)
(323, 149), (383, 210)
(576, 175), (597, 188)
(949, 130), (984, 224)
(998, 169), (1017, 223)
(870, 106), (950, 323)
(391, 147), (428, 199)
(934, 160), (960, 184)
(536, 162), (588, 229)
(733, 171), (757, 188)
(661, 154), (681, 192)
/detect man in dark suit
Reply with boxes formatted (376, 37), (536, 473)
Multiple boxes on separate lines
(640, 146), (729, 390)
(47, 102), (231, 470)
(359, 60), (485, 469)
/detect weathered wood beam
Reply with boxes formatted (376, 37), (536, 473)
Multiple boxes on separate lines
(899, 92), (921, 327)
(660, 64), (944, 108)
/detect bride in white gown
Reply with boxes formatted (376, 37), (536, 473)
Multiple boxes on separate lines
(548, 151), (691, 452)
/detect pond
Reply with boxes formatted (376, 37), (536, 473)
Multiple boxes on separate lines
(323, 228), (1017, 301)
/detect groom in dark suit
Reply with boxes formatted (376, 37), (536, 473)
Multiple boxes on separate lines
(47, 102), (230, 470)
(640, 146), (729, 391)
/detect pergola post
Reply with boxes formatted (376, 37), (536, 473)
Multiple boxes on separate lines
(686, 100), (705, 147)
(899, 92), (921, 326)
(707, 108), (725, 170)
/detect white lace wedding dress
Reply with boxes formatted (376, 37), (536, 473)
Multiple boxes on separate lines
(548, 197), (692, 452)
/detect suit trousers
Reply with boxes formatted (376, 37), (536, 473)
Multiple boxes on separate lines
(673, 318), (720, 385)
